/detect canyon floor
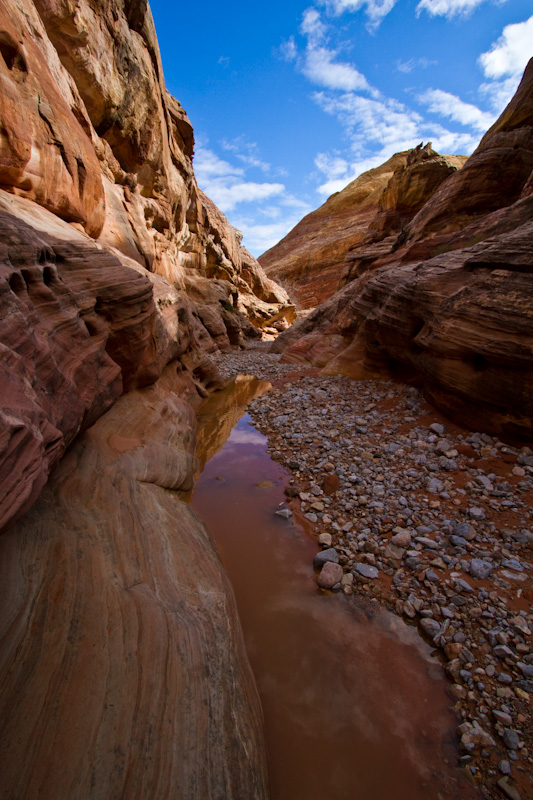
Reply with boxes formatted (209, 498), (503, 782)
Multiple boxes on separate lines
(207, 342), (533, 800)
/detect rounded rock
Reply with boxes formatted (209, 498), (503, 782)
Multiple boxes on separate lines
(318, 561), (343, 589)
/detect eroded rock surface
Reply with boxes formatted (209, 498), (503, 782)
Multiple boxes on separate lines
(0, 1), (281, 795)
(0, 0), (293, 532)
(274, 60), (533, 440)
(259, 152), (409, 308)
(0, 366), (269, 800)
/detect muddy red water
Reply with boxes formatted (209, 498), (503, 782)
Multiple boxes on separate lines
(191, 379), (480, 800)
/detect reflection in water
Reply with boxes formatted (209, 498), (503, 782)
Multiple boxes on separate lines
(192, 401), (480, 800)
(193, 375), (271, 473)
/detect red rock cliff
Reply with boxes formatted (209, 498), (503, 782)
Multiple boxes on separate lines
(274, 61), (533, 440)
(0, 1), (275, 796)
(0, 0), (293, 532)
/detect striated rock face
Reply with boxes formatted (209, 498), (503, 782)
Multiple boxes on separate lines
(0, 366), (269, 800)
(0, 1), (281, 795)
(259, 152), (409, 308)
(274, 60), (533, 439)
(0, 0), (293, 533)
(259, 146), (466, 309)
(341, 143), (467, 283)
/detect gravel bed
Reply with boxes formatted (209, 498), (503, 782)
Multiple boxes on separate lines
(209, 347), (533, 800)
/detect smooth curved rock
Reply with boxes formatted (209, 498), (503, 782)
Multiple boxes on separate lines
(0, 366), (269, 799)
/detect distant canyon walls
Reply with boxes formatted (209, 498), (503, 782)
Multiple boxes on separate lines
(259, 146), (467, 308)
(273, 62), (533, 440)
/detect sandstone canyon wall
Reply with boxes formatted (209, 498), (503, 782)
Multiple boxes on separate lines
(274, 62), (533, 440)
(0, 0), (276, 796)
(259, 146), (467, 309)
(0, 0), (293, 533)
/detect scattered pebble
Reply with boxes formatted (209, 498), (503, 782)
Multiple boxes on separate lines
(208, 344), (533, 800)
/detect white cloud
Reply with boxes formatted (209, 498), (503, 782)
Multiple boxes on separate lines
(320, 0), (399, 29)
(315, 152), (350, 178)
(194, 145), (285, 213)
(279, 36), (298, 62)
(201, 180), (285, 213)
(479, 76), (519, 113)
(478, 16), (533, 80)
(300, 7), (328, 45)
(396, 57), (437, 74)
(312, 88), (483, 196)
(424, 124), (479, 154)
(314, 91), (422, 151)
(416, 0), (507, 19)
(418, 88), (496, 132)
(194, 147), (244, 180)
(296, 7), (376, 93)
(233, 214), (313, 256)
(303, 46), (372, 91)
(221, 136), (272, 174)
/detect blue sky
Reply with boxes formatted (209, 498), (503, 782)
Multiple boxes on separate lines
(149, 0), (532, 256)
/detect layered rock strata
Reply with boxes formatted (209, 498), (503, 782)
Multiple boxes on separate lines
(0, 365), (269, 800)
(259, 152), (409, 308)
(260, 146), (466, 309)
(0, 0), (281, 795)
(0, 0), (293, 532)
(274, 60), (533, 440)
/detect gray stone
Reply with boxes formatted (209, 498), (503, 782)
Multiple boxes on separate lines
(313, 548), (339, 568)
(469, 558), (493, 580)
(275, 508), (293, 519)
(468, 507), (486, 521)
(497, 777), (521, 800)
(353, 563), (379, 580)
(493, 710), (513, 726)
(454, 578), (474, 593)
(317, 561), (344, 589)
(502, 729), (520, 751)
(494, 645), (513, 659)
(420, 618), (441, 638)
(498, 760), (511, 776)
(429, 423), (445, 435)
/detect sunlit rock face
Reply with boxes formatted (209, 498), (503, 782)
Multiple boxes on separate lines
(259, 152), (410, 308)
(0, 1), (277, 795)
(259, 145), (467, 309)
(0, 0), (293, 531)
(274, 60), (533, 439)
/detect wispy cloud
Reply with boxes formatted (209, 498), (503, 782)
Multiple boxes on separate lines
(476, 15), (533, 115)
(396, 57), (437, 74)
(416, 0), (508, 19)
(221, 136), (272, 174)
(418, 88), (496, 132)
(303, 46), (372, 91)
(319, 0), (399, 30)
(195, 144), (285, 213)
(294, 8), (377, 93)
(194, 142), (312, 255)
(312, 89), (481, 196)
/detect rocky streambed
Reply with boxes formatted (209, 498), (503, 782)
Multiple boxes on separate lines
(207, 343), (533, 800)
